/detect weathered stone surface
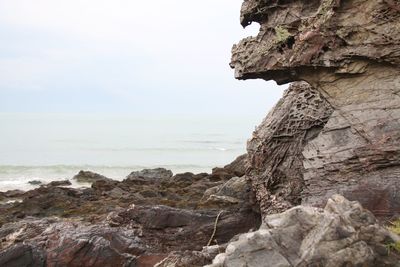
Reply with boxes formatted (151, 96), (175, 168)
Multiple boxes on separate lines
(301, 65), (400, 217)
(200, 176), (252, 209)
(207, 195), (400, 267)
(0, 204), (259, 267)
(107, 205), (260, 251)
(221, 154), (248, 177)
(0, 244), (45, 267)
(0, 218), (142, 267)
(247, 82), (333, 215)
(232, 0), (400, 218)
(231, 0), (400, 83)
(125, 168), (173, 183)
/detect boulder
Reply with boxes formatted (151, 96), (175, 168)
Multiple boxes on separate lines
(73, 170), (111, 184)
(164, 172), (208, 188)
(125, 168), (173, 184)
(207, 195), (400, 267)
(201, 177), (252, 208)
(222, 154), (247, 177)
(209, 168), (235, 181)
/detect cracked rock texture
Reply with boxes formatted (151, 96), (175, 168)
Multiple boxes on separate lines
(207, 195), (400, 267)
(232, 0), (400, 218)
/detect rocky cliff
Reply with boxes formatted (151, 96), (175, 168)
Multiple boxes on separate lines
(231, 0), (400, 219)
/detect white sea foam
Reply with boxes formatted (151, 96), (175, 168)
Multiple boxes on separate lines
(0, 113), (261, 191)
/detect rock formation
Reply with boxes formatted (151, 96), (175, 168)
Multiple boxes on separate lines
(231, 0), (400, 218)
(73, 170), (112, 184)
(1, 1), (400, 266)
(0, 156), (260, 267)
(207, 195), (400, 267)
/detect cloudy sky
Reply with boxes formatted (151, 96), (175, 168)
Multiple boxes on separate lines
(0, 0), (284, 116)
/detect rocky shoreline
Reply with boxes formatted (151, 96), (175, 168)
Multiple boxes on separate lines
(1, 157), (399, 266)
(0, 156), (264, 266)
(1, 0), (400, 265)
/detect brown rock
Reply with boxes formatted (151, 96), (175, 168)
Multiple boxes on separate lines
(231, 0), (400, 219)
(222, 154), (247, 177)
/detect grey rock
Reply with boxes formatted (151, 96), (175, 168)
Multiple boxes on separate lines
(28, 180), (42, 185)
(0, 244), (45, 267)
(207, 195), (400, 267)
(46, 180), (71, 187)
(0, 218), (143, 267)
(73, 170), (111, 184)
(201, 176), (251, 207)
(125, 168), (173, 183)
(213, 176), (250, 200)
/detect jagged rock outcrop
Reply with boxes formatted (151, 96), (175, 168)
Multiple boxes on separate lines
(0, 162), (260, 267)
(0, 205), (259, 267)
(232, 0), (400, 218)
(207, 195), (400, 267)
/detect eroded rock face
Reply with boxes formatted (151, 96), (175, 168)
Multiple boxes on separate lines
(231, 0), (400, 83)
(207, 195), (400, 267)
(247, 82), (333, 215)
(232, 0), (400, 218)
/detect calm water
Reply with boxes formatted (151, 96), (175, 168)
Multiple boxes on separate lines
(0, 113), (261, 191)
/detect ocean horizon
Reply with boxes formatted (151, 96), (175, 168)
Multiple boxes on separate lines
(0, 112), (263, 191)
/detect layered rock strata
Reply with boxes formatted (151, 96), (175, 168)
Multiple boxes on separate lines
(231, 0), (400, 218)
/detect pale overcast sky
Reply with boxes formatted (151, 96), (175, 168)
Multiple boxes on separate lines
(0, 0), (284, 116)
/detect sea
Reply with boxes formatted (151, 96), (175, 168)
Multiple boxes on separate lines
(0, 113), (263, 191)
